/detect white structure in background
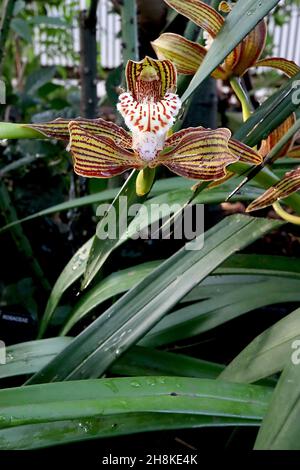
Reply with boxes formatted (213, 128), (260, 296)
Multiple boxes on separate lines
(34, 0), (122, 69)
(98, 0), (122, 68)
(33, 1), (300, 70)
(269, 5), (300, 64)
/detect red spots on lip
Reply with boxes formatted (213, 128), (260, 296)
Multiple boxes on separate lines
(158, 114), (165, 125)
(135, 113), (143, 126)
(146, 102), (151, 131)
(119, 91), (180, 135)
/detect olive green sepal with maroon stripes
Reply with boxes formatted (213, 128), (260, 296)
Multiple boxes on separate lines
(246, 168), (300, 212)
(68, 122), (142, 178)
(23, 117), (132, 148)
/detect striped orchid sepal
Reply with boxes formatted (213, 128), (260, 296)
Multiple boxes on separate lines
(287, 146), (300, 159)
(23, 57), (262, 194)
(253, 58), (300, 78)
(246, 168), (300, 212)
(25, 117), (133, 148)
(251, 58), (300, 161)
(151, 0), (267, 80)
(259, 115), (296, 161)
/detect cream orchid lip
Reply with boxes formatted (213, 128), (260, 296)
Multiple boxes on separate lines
(117, 90), (181, 162)
(116, 58), (181, 162)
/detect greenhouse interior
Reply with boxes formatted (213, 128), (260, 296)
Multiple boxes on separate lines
(1, 0), (300, 459)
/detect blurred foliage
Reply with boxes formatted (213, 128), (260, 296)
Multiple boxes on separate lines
(0, 0), (87, 331)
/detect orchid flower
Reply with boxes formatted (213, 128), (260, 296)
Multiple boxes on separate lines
(246, 168), (300, 214)
(151, 0), (300, 81)
(23, 57), (262, 195)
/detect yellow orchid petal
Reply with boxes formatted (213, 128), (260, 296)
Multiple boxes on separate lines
(166, 127), (233, 148)
(68, 122), (142, 178)
(24, 117), (72, 141)
(287, 146), (300, 159)
(165, 127), (205, 147)
(254, 57), (300, 77)
(151, 33), (206, 75)
(227, 20), (267, 76)
(155, 128), (238, 180)
(228, 138), (263, 165)
(164, 0), (224, 37)
(125, 56), (177, 100)
(167, 128), (263, 166)
(259, 114), (296, 160)
(24, 117), (132, 148)
(151, 32), (227, 79)
(246, 168), (300, 212)
(224, 45), (243, 75)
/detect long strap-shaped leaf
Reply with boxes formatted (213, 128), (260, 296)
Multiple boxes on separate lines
(0, 377), (272, 449)
(82, 170), (146, 289)
(254, 361), (300, 450)
(181, 0), (280, 102)
(0, 177), (192, 233)
(61, 274), (300, 336)
(26, 215), (282, 384)
(59, 261), (162, 335)
(220, 307), (300, 384)
(38, 238), (93, 338)
(140, 278), (300, 348)
(0, 414), (259, 450)
(37, 185), (262, 338)
(0, 338), (224, 380)
(234, 71), (300, 146)
(217, 254), (300, 279)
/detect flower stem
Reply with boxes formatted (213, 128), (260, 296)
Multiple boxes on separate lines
(230, 76), (253, 122)
(272, 201), (300, 225)
(0, 122), (44, 139)
(136, 167), (156, 196)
